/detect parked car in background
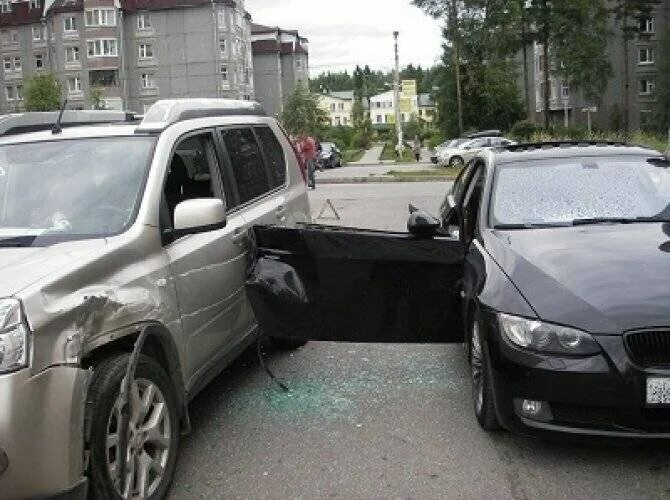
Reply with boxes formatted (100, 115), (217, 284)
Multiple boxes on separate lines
(248, 141), (670, 440)
(318, 142), (342, 169)
(0, 100), (310, 499)
(431, 138), (469, 164)
(437, 135), (516, 168)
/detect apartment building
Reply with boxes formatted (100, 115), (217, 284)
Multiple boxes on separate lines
(0, 0), (254, 113)
(251, 23), (308, 117)
(520, 0), (669, 131)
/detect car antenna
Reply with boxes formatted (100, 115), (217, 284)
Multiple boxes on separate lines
(51, 98), (68, 135)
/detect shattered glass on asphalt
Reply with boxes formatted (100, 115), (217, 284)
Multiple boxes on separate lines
(492, 157), (670, 225)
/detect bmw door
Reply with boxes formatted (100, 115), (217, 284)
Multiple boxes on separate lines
(246, 224), (465, 343)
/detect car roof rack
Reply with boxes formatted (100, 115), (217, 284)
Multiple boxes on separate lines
(466, 129), (502, 139)
(136, 99), (266, 133)
(0, 110), (139, 137)
(500, 140), (638, 152)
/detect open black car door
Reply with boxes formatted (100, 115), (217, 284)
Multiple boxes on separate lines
(246, 224), (465, 343)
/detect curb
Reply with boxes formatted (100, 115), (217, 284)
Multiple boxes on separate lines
(317, 176), (456, 184)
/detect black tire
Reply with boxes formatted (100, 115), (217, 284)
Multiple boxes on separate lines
(449, 156), (464, 168)
(87, 353), (180, 500)
(271, 337), (308, 350)
(469, 316), (502, 431)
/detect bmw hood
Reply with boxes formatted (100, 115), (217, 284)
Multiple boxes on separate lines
(485, 223), (670, 334)
(0, 240), (107, 297)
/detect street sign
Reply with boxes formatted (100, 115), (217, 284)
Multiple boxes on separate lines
(581, 106), (597, 113)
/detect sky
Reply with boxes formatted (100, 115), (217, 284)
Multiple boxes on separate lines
(244, 0), (444, 76)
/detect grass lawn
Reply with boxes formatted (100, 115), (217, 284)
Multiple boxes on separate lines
(380, 143), (416, 162)
(386, 167), (462, 179)
(342, 149), (364, 163)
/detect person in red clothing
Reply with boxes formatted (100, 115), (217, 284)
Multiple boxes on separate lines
(298, 135), (317, 189)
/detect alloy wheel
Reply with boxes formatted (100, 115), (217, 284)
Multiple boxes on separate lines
(470, 321), (484, 415)
(106, 378), (172, 499)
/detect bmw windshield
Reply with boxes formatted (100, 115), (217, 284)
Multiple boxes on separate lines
(0, 137), (155, 246)
(491, 155), (670, 228)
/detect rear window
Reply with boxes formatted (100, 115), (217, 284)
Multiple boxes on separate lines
(255, 126), (287, 188)
(220, 127), (270, 205)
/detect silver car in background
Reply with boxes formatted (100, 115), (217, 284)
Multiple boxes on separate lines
(0, 100), (310, 499)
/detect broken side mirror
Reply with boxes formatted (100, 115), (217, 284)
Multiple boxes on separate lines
(408, 204), (441, 238)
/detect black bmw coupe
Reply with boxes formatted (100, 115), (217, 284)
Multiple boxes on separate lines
(248, 142), (670, 439)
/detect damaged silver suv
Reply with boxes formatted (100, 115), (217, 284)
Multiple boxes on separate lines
(0, 100), (310, 499)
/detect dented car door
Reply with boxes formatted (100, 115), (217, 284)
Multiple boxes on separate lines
(246, 224), (465, 343)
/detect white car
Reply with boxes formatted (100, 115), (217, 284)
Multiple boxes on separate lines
(438, 136), (516, 167)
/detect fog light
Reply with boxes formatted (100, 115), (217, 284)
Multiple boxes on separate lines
(0, 448), (8, 476)
(513, 398), (553, 422)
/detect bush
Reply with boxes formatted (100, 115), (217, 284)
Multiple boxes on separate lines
(510, 120), (539, 140)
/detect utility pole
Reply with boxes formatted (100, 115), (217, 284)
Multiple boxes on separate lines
(393, 31), (403, 157)
(449, 1), (464, 135)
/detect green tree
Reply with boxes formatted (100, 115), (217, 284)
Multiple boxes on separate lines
(89, 86), (106, 110)
(24, 73), (61, 111)
(280, 85), (329, 137)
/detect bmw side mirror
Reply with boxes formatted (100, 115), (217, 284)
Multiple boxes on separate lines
(407, 204), (441, 238)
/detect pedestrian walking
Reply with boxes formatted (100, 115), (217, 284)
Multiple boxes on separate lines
(412, 135), (422, 162)
(298, 135), (317, 189)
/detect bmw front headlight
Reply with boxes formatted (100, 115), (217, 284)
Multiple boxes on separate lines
(498, 313), (601, 355)
(0, 299), (29, 373)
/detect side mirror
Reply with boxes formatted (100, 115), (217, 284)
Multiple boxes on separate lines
(407, 204), (441, 238)
(174, 198), (226, 233)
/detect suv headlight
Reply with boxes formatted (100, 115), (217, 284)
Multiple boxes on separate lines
(498, 313), (601, 355)
(0, 299), (29, 373)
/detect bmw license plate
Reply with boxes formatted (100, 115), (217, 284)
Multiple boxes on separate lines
(646, 378), (670, 405)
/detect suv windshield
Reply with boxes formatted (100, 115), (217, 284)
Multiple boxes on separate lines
(491, 156), (670, 227)
(0, 137), (155, 246)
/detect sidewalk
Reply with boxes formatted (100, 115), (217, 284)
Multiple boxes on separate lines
(315, 163), (456, 184)
(350, 144), (384, 164)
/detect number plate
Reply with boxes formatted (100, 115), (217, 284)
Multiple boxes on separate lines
(646, 378), (670, 405)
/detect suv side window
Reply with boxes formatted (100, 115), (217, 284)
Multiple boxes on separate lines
(163, 132), (223, 230)
(219, 127), (271, 205)
(254, 126), (287, 188)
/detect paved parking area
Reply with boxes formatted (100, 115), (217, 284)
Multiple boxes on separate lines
(170, 182), (670, 500)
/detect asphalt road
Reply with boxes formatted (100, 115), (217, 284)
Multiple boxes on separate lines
(169, 182), (670, 500)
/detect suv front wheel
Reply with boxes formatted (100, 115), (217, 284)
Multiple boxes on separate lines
(87, 353), (180, 499)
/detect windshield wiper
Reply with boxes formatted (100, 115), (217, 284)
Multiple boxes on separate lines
(572, 216), (670, 226)
(493, 222), (572, 229)
(0, 236), (37, 247)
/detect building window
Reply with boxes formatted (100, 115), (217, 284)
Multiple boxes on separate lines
(12, 56), (20, 71)
(640, 17), (654, 34)
(243, 68), (249, 84)
(219, 39), (226, 57)
(63, 17), (77, 33)
(338, 102), (344, 111)
(89, 69), (118, 87)
(220, 64), (228, 81)
(9, 30), (17, 44)
(296, 57), (302, 68)
(65, 46), (80, 63)
(330, 103), (336, 111)
(639, 79), (656, 95)
(32, 25), (44, 41)
(638, 47), (654, 65)
(138, 43), (153, 59)
(141, 73), (155, 89)
(87, 39), (118, 57)
(34, 53), (44, 69)
(5, 85), (22, 101)
(137, 13), (151, 30)
(85, 9), (116, 27)
(376, 115), (382, 123)
(30, 0), (40, 8)
(67, 76), (81, 94)
(217, 10), (226, 27)
(561, 83), (570, 98)
(0, 0), (11, 14)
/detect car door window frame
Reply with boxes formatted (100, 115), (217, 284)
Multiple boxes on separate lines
(252, 125), (289, 191)
(458, 160), (486, 244)
(216, 125), (278, 212)
(160, 127), (227, 246)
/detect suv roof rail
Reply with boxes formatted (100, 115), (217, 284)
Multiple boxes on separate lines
(467, 129), (502, 139)
(0, 110), (139, 137)
(500, 140), (637, 152)
(136, 99), (266, 132)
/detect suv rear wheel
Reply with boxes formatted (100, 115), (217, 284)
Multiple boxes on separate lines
(88, 354), (180, 499)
